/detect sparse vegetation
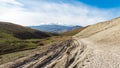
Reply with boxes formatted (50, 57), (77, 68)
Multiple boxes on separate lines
(0, 22), (59, 55)
(0, 31), (37, 55)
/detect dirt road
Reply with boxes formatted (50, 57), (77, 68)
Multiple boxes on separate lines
(0, 38), (120, 68)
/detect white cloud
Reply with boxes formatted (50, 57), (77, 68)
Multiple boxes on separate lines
(0, 0), (23, 6)
(0, 0), (120, 26)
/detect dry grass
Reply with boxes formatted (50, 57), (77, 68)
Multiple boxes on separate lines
(75, 18), (120, 39)
(74, 17), (120, 45)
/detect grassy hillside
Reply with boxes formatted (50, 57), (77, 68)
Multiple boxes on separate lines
(0, 31), (37, 55)
(0, 22), (58, 55)
(0, 22), (57, 39)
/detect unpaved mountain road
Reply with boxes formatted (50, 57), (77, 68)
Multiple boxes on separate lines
(0, 38), (120, 68)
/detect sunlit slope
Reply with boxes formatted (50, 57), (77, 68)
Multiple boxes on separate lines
(75, 17), (120, 39)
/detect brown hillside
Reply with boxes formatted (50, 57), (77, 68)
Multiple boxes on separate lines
(0, 22), (55, 39)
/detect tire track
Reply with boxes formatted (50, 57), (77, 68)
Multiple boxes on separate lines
(0, 38), (92, 68)
(9, 39), (74, 68)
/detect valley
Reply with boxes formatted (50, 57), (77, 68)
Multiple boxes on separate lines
(0, 0), (120, 68)
(0, 17), (120, 68)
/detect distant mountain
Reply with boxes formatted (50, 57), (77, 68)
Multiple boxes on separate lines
(29, 24), (82, 33)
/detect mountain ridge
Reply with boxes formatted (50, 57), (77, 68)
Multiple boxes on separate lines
(29, 24), (82, 33)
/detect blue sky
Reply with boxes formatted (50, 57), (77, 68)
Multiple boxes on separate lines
(79, 0), (120, 8)
(0, 0), (120, 26)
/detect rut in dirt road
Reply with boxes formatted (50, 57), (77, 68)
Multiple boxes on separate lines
(0, 39), (92, 68)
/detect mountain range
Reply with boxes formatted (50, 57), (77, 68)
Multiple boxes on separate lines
(29, 24), (82, 33)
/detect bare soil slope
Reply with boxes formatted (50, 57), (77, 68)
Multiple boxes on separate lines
(75, 17), (120, 39)
(74, 17), (120, 68)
